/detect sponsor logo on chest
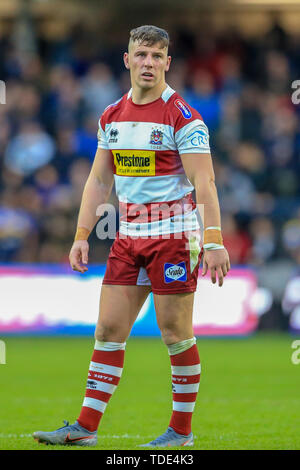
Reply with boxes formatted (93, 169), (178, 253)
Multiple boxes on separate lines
(112, 150), (155, 176)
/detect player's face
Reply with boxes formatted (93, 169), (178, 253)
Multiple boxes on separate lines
(124, 41), (171, 90)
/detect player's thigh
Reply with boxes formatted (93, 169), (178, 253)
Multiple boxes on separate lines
(95, 284), (151, 342)
(153, 292), (195, 344)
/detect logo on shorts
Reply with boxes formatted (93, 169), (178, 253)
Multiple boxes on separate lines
(164, 262), (187, 283)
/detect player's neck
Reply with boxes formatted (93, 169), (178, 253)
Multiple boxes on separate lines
(131, 82), (167, 105)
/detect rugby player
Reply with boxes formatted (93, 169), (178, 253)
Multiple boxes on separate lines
(33, 25), (230, 448)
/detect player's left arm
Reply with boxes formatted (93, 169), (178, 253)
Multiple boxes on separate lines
(180, 153), (230, 286)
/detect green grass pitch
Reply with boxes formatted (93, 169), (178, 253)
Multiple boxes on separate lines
(0, 333), (299, 450)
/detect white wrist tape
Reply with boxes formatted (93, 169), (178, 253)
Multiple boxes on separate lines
(203, 243), (225, 250)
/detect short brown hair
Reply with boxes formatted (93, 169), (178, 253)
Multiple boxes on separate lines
(129, 25), (169, 49)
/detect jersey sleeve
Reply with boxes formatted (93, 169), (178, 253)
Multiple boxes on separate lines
(173, 99), (211, 155)
(97, 115), (109, 149)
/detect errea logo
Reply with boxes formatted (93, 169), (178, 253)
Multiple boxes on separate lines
(109, 128), (119, 143)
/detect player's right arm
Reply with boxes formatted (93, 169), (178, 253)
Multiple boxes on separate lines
(69, 147), (114, 273)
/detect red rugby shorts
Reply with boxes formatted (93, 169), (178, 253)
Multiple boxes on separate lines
(102, 231), (203, 295)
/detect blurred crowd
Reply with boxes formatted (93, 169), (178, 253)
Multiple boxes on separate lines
(0, 18), (300, 292)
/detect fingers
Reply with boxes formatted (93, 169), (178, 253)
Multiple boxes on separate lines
(210, 267), (216, 284)
(226, 259), (231, 272)
(70, 256), (88, 273)
(202, 251), (231, 286)
(69, 245), (89, 273)
(222, 264), (228, 277)
(81, 245), (89, 265)
(222, 258), (231, 278)
(71, 264), (88, 274)
(206, 264), (227, 287)
(216, 266), (224, 287)
(202, 260), (208, 276)
(210, 267), (224, 286)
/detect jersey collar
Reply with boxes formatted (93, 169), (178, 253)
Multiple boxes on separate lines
(127, 84), (175, 104)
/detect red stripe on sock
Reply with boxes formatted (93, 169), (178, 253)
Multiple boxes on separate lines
(85, 389), (112, 403)
(77, 407), (103, 432)
(172, 392), (198, 402)
(169, 411), (193, 436)
(170, 344), (200, 366)
(92, 349), (125, 367)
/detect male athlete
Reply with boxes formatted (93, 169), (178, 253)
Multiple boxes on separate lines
(33, 25), (230, 447)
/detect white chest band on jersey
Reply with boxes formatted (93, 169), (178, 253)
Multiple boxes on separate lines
(119, 209), (200, 237)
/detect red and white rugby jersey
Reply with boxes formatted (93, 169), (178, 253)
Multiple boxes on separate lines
(97, 85), (210, 236)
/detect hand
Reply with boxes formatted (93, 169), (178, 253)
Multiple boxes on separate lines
(202, 247), (230, 287)
(69, 240), (89, 273)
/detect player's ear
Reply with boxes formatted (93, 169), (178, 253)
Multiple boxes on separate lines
(165, 55), (171, 72)
(124, 52), (130, 70)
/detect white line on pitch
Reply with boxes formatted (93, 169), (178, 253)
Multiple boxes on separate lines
(0, 433), (149, 439)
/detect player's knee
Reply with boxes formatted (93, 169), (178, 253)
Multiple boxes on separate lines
(94, 323), (126, 342)
(94, 324), (116, 341)
(159, 322), (194, 345)
(160, 326), (182, 345)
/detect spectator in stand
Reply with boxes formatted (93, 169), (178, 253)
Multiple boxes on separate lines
(282, 215), (300, 263)
(249, 217), (276, 266)
(214, 160), (256, 215)
(80, 62), (120, 116)
(183, 70), (221, 131)
(4, 121), (56, 177)
(0, 188), (37, 262)
(221, 214), (252, 265)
